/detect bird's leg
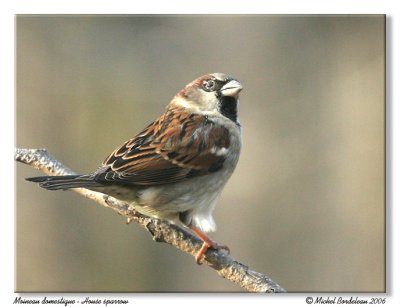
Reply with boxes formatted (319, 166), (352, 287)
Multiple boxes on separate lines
(190, 226), (230, 264)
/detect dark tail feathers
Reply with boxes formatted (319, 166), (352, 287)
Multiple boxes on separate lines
(26, 175), (103, 190)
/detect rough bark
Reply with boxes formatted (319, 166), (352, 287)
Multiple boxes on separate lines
(15, 147), (286, 293)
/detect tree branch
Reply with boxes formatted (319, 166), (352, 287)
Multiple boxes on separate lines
(15, 147), (286, 293)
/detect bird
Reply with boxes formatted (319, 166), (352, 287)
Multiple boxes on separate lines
(26, 73), (243, 264)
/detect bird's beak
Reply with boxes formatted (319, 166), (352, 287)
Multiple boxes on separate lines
(221, 80), (243, 97)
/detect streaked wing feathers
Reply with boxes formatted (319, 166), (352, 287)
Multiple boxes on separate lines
(96, 107), (230, 185)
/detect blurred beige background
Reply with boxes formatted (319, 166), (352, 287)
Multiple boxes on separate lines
(16, 15), (385, 292)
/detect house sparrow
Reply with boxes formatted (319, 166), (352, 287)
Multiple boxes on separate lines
(27, 73), (243, 263)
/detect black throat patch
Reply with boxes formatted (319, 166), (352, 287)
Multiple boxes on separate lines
(218, 95), (238, 123)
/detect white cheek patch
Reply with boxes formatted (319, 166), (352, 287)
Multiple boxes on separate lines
(173, 96), (194, 109)
(173, 92), (220, 114)
(210, 146), (229, 156)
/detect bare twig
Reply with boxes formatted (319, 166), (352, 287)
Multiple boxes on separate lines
(15, 147), (286, 293)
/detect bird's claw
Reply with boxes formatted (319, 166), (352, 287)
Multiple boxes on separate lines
(195, 241), (230, 265)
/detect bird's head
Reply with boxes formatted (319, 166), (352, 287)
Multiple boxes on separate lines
(172, 73), (243, 124)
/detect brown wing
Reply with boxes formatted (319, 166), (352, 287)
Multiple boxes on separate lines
(93, 107), (231, 185)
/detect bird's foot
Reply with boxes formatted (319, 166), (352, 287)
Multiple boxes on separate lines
(195, 241), (230, 264)
(191, 226), (230, 264)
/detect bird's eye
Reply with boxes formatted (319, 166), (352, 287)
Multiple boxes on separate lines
(203, 79), (216, 91)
